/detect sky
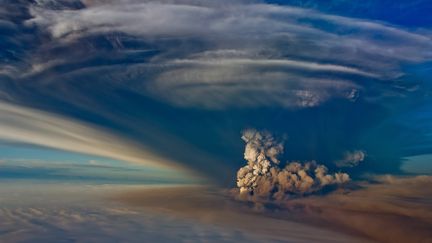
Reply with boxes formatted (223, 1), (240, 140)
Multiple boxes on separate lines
(0, 0), (432, 242)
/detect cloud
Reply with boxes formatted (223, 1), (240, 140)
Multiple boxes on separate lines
(334, 150), (366, 168)
(0, 158), (193, 183)
(116, 175), (432, 243)
(114, 185), (367, 242)
(235, 129), (350, 200)
(0, 101), (197, 179)
(171, 58), (377, 77)
(0, 181), (369, 243)
(19, 0), (432, 109)
(0, 183), (266, 243)
(150, 56), (362, 108)
(281, 175), (432, 243)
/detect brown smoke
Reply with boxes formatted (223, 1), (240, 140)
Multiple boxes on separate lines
(236, 129), (350, 201)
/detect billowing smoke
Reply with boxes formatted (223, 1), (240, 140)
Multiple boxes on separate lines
(335, 150), (366, 168)
(236, 129), (350, 200)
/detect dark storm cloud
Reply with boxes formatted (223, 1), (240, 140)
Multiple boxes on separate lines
(0, 0), (432, 181)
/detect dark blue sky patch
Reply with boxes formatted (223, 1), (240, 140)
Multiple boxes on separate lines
(265, 0), (432, 28)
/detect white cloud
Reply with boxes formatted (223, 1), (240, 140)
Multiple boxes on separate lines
(0, 101), (196, 177)
(150, 65), (359, 108)
(18, 0), (432, 109)
(171, 58), (378, 77)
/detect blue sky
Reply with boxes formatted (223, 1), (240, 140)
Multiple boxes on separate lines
(267, 0), (432, 27)
(0, 0), (431, 185)
(0, 144), (195, 184)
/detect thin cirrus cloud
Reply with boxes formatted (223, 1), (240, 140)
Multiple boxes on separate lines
(20, 0), (432, 109)
(0, 101), (197, 179)
(171, 58), (378, 77)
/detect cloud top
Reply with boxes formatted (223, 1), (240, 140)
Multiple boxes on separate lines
(20, 0), (432, 109)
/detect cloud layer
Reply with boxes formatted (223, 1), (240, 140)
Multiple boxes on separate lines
(0, 183), (264, 243)
(0, 182), (367, 243)
(0, 101), (197, 178)
(281, 175), (432, 243)
(117, 175), (432, 243)
(20, 0), (432, 109)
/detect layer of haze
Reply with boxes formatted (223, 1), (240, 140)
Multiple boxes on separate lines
(115, 175), (432, 243)
(0, 182), (366, 243)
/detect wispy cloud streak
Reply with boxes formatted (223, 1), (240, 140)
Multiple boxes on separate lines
(0, 101), (196, 177)
(20, 0), (432, 109)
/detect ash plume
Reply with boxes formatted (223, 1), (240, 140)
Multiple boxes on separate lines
(236, 129), (350, 200)
(335, 150), (366, 168)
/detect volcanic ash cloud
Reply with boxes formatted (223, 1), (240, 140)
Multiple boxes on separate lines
(335, 150), (366, 168)
(236, 129), (350, 200)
